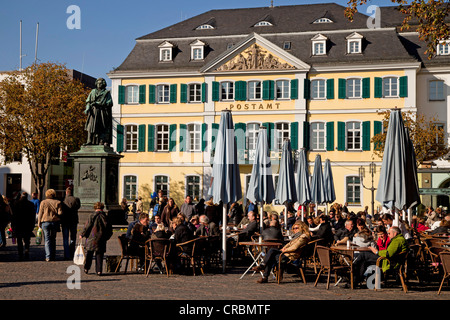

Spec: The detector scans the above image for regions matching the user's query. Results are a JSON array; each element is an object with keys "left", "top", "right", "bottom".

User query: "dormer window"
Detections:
[
  {"left": 346, "top": 32, "right": 363, "bottom": 54},
  {"left": 311, "top": 34, "right": 328, "bottom": 56},
  {"left": 190, "top": 39, "right": 206, "bottom": 61},
  {"left": 254, "top": 21, "right": 273, "bottom": 27},
  {"left": 158, "top": 41, "right": 174, "bottom": 62},
  {"left": 196, "top": 24, "right": 214, "bottom": 30},
  {"left": 438, "top": 40, "right": 450, "bottom": 55},
  {"left": 313, "top": 17, "right": 333, "bottom": 23}
]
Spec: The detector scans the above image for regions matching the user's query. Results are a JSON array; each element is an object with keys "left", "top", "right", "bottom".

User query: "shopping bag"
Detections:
[
  {"left": 73, "top": 243, "right": 86, "bottom": 265},
  {"left": 35, "top": 228, "right": 42, "bottom": 245}
]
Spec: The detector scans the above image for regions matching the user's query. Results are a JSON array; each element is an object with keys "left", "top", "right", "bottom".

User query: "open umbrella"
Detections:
[
  {"left": 210, "top": 109, "right": 242, "bottom": 272},
  {"left": 323, "top": 158, "right": 336, "bottom": 214},
  {"left": 375, "top": 109, "right": 420, "bottom": 224},
  {"left": 295, "top": 148, "right": 311, "bottom": 221},
  {"left": 247, "top": 126, "right": 275, "bottom": 241},
  {"left": 275, "top": 139, "right": 297, "bottom": 231},
  {"left": 310, "top": 154, "right": 326, "bottom": 216}
]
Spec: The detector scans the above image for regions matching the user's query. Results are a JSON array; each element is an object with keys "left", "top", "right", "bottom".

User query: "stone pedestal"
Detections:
[{"left": 70, "top": 145, "right": 125, "bottom": 224}]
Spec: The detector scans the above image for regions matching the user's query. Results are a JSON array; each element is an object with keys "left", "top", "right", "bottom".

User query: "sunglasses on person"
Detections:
[{"left": 292, "top": 226, "right": 300, "bottom": 230}]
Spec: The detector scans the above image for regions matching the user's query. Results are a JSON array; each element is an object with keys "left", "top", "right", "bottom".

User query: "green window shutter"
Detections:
[
  {"left": 211, "top": 123, "right": 219, "bottom": 154},
  {"left": 362, "top": 121, "right": 371, "bottom": 151},
  {"left": 169, "top": 124, "right": 177, "bottom": 152},
  {"left": 147, "top": 124, "right": 155, "bottom": 152},
  {"left": 116, "top": 124, "right": 124, "bottom": 153},
  {"left": 201, "top": 123, "right": 207, "bottom": 151},
  {"left": 139, "top": 85, "right": 146, "bottom": 104},
  {"left": 180, "top": 84, "right": 188, "bottom": 103},
  {"left": 170, "top": 84, "right": 177, "bottom": 103},
  {"left": 374, "top": 77, "right": 382, "bottom": 98},
  {"left": 374, "top": 120, "right": 382, "bottom": 151},
  {"left": 148, "top": 85, "right": 156, "bottom": 104},
  {"left": 138, "top": 124, "right": 146, "bottom": 152},
  {"left": 303, "top": 121, "right": 310, "bottom": 151},
  {"left": 212, "top": 81, "right": 220, "bottom": 101},
  {"left": 262, "top": 122, "right": 273, "bottom": 150},
  {"left": 338, "top": 78, "right": 346, "bottom": 99},
  {"left": 337, "top": 121, "right": 346, "bottom": 151},
  {"left": 326, "top": 122, "right": 334, "bottom": 151},
  {"left": 303, "top": 79, "right": 310, "bottom": 100},
  {"left": 326, "top": 79, "right": 334, "bottom": 100},
  {"left": 234, "top": 123, "right": 246, "bottom": 160},
  {"left": 179, "top": 124, "right": 187, "bottom": 152},
  {"left": 118, "top": 85, "right": 125, "bottom": 104},
  {"left": 290, "top": 79, "right": 298, "bottom": 100},
  {"left": 201, "top": 83, "right": 207, "bottom": 103},
  {"left": 399, "top": 76, "right": 408, "bottom": 97},
  {"left": 290, "top": 122, "right": 299, "bottom": 150},
  {"left": 262, "top": 80, "right": 274, "bottom": 100},
  {"left": 362, "top": 78, "right": 370, "bottom": 98},
  {"left": 235, "top": 81, "right": 246, "bottom": 101}
]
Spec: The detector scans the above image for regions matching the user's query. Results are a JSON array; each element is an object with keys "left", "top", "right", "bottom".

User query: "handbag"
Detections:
[{"left": 73, "top": 242, "right": 86, "bottom": 265}]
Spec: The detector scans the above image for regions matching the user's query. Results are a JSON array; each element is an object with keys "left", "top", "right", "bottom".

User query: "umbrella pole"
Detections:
[
  {"left": 284, "top": 206, "right": 288, "bottom": 232},
  {"left": 259, "top": 202, "right": 264, "bottom": 243},
  {"left": 301, "top": 206, "right": 304, "bottom": 222},
  {"left": 315, "top": 203, "right": 318, "bottom": 217},
  {"left": 222, "top": 203, "right": 227, "bottom": 273}
]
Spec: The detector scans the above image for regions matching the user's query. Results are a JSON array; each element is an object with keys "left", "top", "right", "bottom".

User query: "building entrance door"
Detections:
[{"left": 6, "top": 174, "right": 22, "bottom": 200}]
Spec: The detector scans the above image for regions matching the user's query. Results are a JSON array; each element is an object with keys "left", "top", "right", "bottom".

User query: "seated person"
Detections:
[
  {"left": 430, "top": 219, "right": 450, "bottom": 235},
  {"left": 151, "top": 223, "right": 170, "bottom": 239},
  {"left": 253, "top": 221, "right": 310, "bottom": 283},
  {"left": 148, "top": 214, "right": 163, "bottom": 233},
  {"left": 374, "top": 225, "right": 390, "bottom": 251},
  {"left": 194, "top": 215, "right": 219, "bottom": 237},
  {"left": 172, "top": 217, "right": 194, "bottom": 253},
  {"left": 334, "top": 219, "right": 357, "bottom": 245},
  {"left": 314, "top": 215, "right": 334, "bottom": 246},
  {"left": 353, "top": 226, "right": 408, "bottom": 284},
  {"left": 261, "top": 219, "right": 283, "bottom": 242},
  {"left": 237, "top": 211, "right": 258, "bottom": 242},
  {"left": 306, "top": 216, "right": 316, "bottom": 230},
  {"left": 286, "top": 211, "right": 296, "bottom": 230},
  {"left": 128, "top": 213, "right": 151, "bottom": 269}
]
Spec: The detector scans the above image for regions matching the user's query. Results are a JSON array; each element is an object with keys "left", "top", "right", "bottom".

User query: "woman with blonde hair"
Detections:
[
  {"left": 37, "top": 189, "right": 63, "bottom": 261},
  {"left": 254, "top": 220, "right": 311, "bottom": 283}
]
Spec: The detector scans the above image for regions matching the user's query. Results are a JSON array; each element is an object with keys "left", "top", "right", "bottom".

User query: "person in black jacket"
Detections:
[
  {"left": 238, "top": 211, "right": 258, "bottom": 242},
  {"left": 62, "top": 187, "right": 81, "bottom": 260},
  {"left": 11, "top": 192, "right": 35, "bottom": 260},
  {"left": 314, "top": 215, "right": 334, "bottom": 246},
  {"left": 262, "top": 219, "right": 283, "bottom": 241}
]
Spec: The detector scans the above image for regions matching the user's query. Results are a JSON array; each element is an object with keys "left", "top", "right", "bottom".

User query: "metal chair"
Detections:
[
  {"left": 314, "top": 245, "right": 351, "bottom": 290},
  {"left": 176, "top": 237, "right": 207, "bottom": 276},
  {"left": 115, "top": 234, "right": 140, "bottom": 274}
]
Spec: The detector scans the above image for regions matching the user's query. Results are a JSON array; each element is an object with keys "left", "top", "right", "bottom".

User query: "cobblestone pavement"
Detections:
[{"left": 1, "top": 228, "right": 449, "bottom": 304}]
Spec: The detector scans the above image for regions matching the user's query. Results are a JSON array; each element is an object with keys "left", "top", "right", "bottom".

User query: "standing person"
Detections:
[
  {"left": 0, "top": 195, "right": 12, "bottom": 247},
  {"left": 11, "top": 192, "right": 35, "bottom": 260},
  {"left": 161, "top": 198, "right": 180, "bottom": 227},
  {"left": 61, "top": 187, "right": 81, "bottom": 260},
  {"left": 180, "top": 195, "right": 195, "bottom": 221},
  {"left": 80, "top": 202, "right": 113, "bottom": 276},
  {"left": 31, "top": 192, "right": 40, "bottom": 223},
  {"left": 135, "top": 196, "right": 144, "bottom": 221},
  {"left": 37, "top": 189, "right": 63, "bottom": 261}
]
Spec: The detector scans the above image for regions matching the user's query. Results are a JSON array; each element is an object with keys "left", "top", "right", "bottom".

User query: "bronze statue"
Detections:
[{"left": 84, "top": 78, "right": 113, "bottom": 146}]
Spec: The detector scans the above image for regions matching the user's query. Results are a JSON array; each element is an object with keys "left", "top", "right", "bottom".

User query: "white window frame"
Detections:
[
  {"left": 185, "top": 175, "right": 201, "bottom": 200},
  {"left": 125, "top": 85, "right": 139, "bottom": 104},
  {"left": 346, "top": 32, "right": 363, "bottom": 54},
  {"left": 311, "top": 78, "right": 326, "bottom": 100},
  {"left": 345, "top": 175, "right": 361, "bottom": 206},
  {"left": 125, "top": 124, "right": 138, "bottom": 152},
  {"left": 382, "top": 76, "right": 399, "bottom": 98},
  {"left": 429, "top": 79, "right": 445, "bottom": 101},
  {"left": 347, "top": 78, "right": 362, "bottom": 99},
  {"left": 155, "top": 123, "right": 170, "bottom": 152},
  {"left": 187, "top": 123, "right": 202, "bottom": 152},
  {"left": 438, "top": 40, "right": 450, "bottom": 55},
  {"left": 247, "top": 122, "right": 261, "bottom": 151},
  {"left": 275, "top": 122, "right": 290, "bottom": 151},
  {"left": 188, "top": 83, "right": 202, "bottom": 103},
  {"left": 190, "top": 40, "right": 205, "bottom": 61},
  {"left": 196, "top": 24, "right": 214, "bottom": 30},
  {"left": 254, "top": 21, "right": 273, "bottom": 27},
  {"left": 248, "top": 80, "right": 262, "bottom": 101},
  {"left": 154, "top": 175, "right": 169, "bottom": 197},
  {"left": 313, "top": 17, "right": 333, "bottom": 23},
  {"left": 220, "top": 81, "right": 234, "bottom": 101},
  {"left": 311, "top": 34, "right": 328, "bottom": 56},
  {"left": 157, "top": 84, "right": 170, "bottom": 104},
  {"left": 123, "top": 175, "right": 138, "bottom": 200},
  {"left": 275, "top": 79, "right": 290, "bottom": 100},
  {"left": 310, "top": 121, "right": 326, "bottom": 151},
  {"left": 346, "top": 121, "right": 362, "bottom": 151}
]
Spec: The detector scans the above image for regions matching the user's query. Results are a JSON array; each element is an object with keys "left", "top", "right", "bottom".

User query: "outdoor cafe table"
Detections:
[
  {"left": 330, "top": 245, "right": 373, "bottom": 289},
  {"left": 238, "top": 241, "right": 283, "bottom": 279}
]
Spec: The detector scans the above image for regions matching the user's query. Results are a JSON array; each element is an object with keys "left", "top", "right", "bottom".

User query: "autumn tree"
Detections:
[
  {"left": 345, "top": 0, "right": 450, "bottom": 58},
  {"left": 371, "top": 110, "right": 449, "bottom": 165},
  {"left": 0, "top": 62, "right": 89, "bottom": 200}
]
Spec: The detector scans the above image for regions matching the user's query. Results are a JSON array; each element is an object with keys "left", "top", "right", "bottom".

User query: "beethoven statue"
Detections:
[{"left": 84, "top": 78, "right": 113, "bottom": 146}]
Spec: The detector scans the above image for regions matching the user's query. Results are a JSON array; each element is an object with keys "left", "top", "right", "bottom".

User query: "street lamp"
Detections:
[{"left": 359, "top": 162, "right": 377, "bottom": 217}]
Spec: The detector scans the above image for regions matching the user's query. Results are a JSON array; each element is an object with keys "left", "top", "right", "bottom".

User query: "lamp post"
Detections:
[{"left": 359, "top": 162, "right": 377, "bottom": 217}]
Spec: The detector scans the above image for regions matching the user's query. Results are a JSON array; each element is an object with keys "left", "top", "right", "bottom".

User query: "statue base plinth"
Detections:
[{"left": 70, "top": 145, "right": 126, "bottom": 225}]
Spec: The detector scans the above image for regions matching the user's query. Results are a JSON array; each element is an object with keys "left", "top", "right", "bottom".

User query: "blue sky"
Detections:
[{"left": 0, "top": 0, "right": 398, "bottom": 86}]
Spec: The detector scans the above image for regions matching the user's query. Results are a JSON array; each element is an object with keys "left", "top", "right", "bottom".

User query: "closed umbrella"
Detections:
[
  {"left": 323, "top": 158, "right": 336, "bottom": 214},
  {"left": 247, "top": 126, "right": 275, "bottom": 242},
  {"left": 375, "top": 109, "right": 420, "bottom": 224},
  {"left": 295, "top": 148, "right": 311, "bottom": 221},
  {"left": 210, "top": 109, "right": 242, "bottom": 272},
  {"left": 275, "top": 139, "right": 297, "bottom": 231},
  {"left": 310, "top": 154, "right": 326, "bottom": 216}
]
